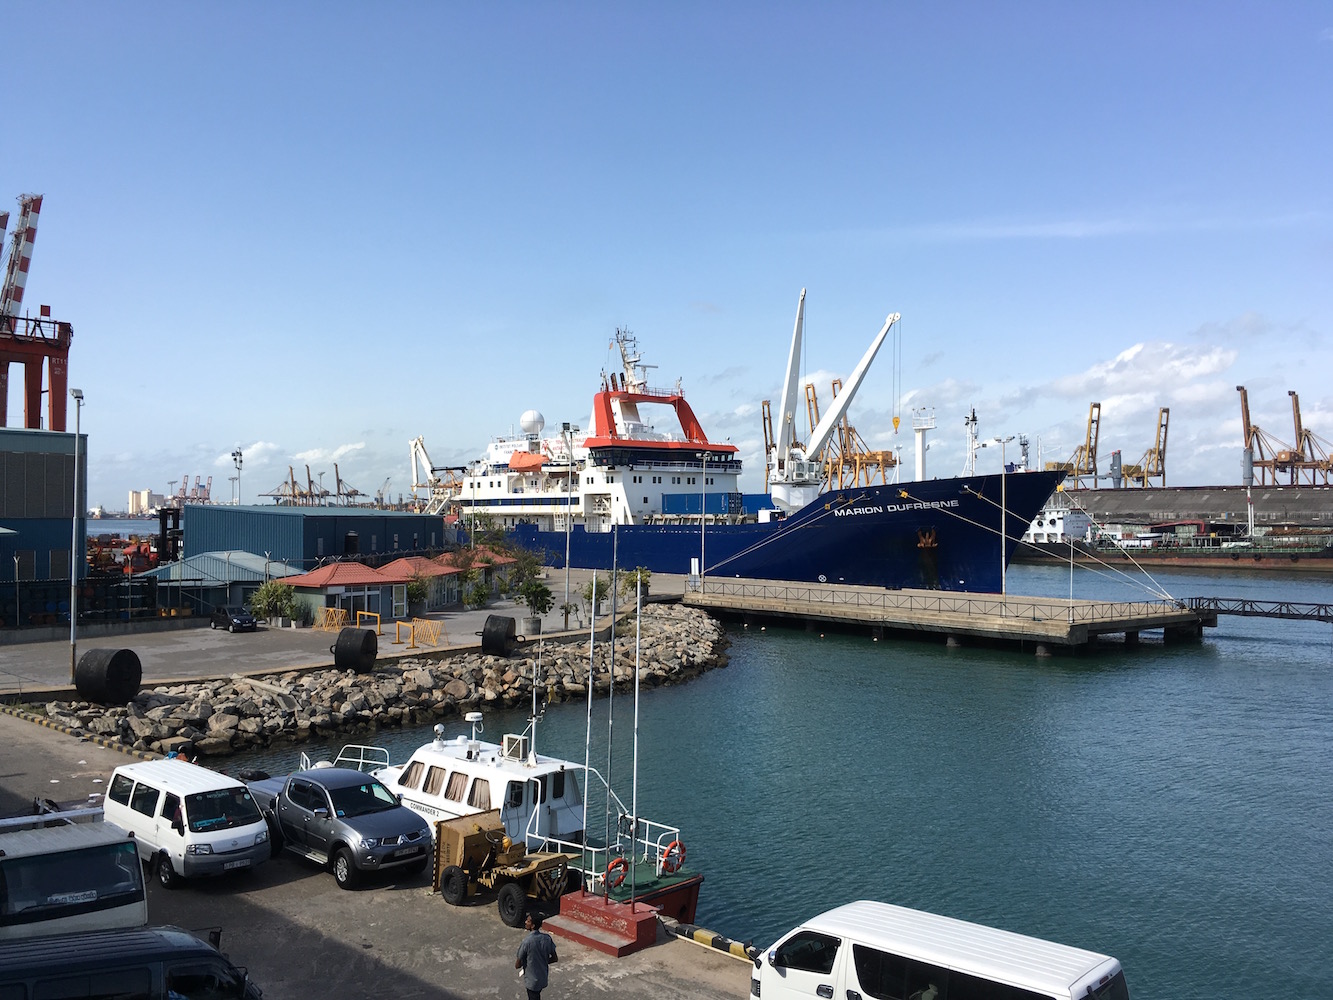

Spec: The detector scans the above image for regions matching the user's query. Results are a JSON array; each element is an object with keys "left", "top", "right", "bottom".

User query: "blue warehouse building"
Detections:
[
  {"left": 0, "top": 427, "right": 85, "bottom": 628},
  {"left": 183, "top": 505, "right": 454, "bottom": 571}
]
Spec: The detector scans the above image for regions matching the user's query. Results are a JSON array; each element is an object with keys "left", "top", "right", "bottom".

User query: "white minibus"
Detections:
[
  {"left": 103, "top": 760, "right": 270, "bottom": 888},
  {"left": 752, "top": 901, "right": 1129, "bottom": 1000}
]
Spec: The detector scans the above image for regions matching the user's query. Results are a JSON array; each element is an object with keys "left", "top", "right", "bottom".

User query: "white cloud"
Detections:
[{"left": 292, "top": 442, "right": 367, "bottom": 465}]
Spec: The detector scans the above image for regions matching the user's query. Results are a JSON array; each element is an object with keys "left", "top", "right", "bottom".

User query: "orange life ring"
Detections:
[
  {"left": 660, "top": 840, "right": 686, "bottom": 874},
  {"left": 606, "top": 857, "right": 629, "bottom": 888}
]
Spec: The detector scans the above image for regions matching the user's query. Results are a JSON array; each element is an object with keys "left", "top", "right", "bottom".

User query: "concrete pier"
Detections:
[{"left": 684, "top": 578, "right": 1215, "bottom": 650}]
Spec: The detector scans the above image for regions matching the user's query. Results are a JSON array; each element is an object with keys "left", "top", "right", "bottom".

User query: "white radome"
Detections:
[{"left": 519, "top": 410, "right": 545, "bottom": 435}]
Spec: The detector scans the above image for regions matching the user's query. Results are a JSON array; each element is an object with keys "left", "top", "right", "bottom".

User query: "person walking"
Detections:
[{"left": 515, "top": 911, "right": 559, "bottom": 999}]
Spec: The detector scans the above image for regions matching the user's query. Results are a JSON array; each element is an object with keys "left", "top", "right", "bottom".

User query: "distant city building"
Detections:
[{"left": 128, "top": 490, "right": 165, "bottom": 516}]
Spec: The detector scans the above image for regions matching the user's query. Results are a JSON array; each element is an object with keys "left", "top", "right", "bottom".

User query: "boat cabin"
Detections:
[{"left": 375, "top": 724, "right": 585, "bottom": 845}]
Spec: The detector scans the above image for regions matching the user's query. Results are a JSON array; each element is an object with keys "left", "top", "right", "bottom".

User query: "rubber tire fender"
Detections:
[
  {"left": 497, "top": 882, "right": 527, "bottom": 928},
  {"left": 332, "top": 846, "right": 359, "bottom": 890},
  {"left": 441, "top": 865, "right": 468, "bottom": 905}
]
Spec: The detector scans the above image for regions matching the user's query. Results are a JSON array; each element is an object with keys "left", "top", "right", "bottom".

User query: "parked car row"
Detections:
[{"left": 102, "top": 759, "right": 430, "bottom": 892}]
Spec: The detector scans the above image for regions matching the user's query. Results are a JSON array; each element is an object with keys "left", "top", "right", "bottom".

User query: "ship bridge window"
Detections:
[
  {"left": 424, "top": 766, "right": 447, "bottom": 797},
  {"left": 688, "top": 477, "right": 695, "bottom": 485},
  {"left": 444, "top": 772, "right": 468, "bottom": 802},
  {"left": 707, "top": 477, "right": 713, "bottom": 485},
  {"left": 505, "top": 781, "right": 525, "bottom": 808},
  {"left": 468, "top": 779, "right": 492, "bottom": 811},
  {"left": 399, "top": 761, "right": 424, "bottom": 790}
]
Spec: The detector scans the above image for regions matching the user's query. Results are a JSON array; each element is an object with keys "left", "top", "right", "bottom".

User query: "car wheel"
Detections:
[
  {"left": 441, "top": 865, "right": 468, "bottom": 905},
  {"left": 332, "top": 847, "right": 359, "bottom": 889},
  {"left": 156, "top": 854, "right": 181, "bottom": 890},
  {"left": 210, "top": 621, "right": 216, "bottom": 629},
  {"left": 228, "top": 623, "right": 236, "bottom": 633},
  {"left": 497, "top": 882, "right": 527, "bottom": 927}
]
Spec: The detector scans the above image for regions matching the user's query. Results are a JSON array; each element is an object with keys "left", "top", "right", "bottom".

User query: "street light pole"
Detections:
[
  {"left": 563, "top": 422, "right": 577, "bottom": 630},
  {"left": 69, "top": 388, "right": 84, "bottom": 684},
  {"left": 993, "top": 435, "right": 1015, "bottom": 607},
  {"left": 697, "top": 452, "right": 708, "bottom": 593},
  {"left": 231, "top": 449, "right": 243, "bottom": 506}
]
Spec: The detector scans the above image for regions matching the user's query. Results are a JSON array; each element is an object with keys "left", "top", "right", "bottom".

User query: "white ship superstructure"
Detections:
[{"left": 456, "top": 330, "right": 743, "bottom": 534}]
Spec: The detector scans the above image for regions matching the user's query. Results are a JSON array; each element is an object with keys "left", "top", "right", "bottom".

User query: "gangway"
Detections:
[{"left": 1186, "top": 597, "right": 1333, "bottom": 623}]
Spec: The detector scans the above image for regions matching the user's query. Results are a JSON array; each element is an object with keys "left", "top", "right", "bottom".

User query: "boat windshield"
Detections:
[
  {"left": 185, "top": 788, "right": 263, "bottom": 833},
  {"left": 328, "top": 779, "right": 399, "bottom": 818}
]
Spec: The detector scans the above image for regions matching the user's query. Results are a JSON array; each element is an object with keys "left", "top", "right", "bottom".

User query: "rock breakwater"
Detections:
[{"left": 38, "top": 605, "right": 728, "bottom": 758}]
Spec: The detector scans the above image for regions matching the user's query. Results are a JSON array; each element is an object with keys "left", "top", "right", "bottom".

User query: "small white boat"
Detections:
[{"left": 328, "top": 710, "right": 703, "bottom": 921}]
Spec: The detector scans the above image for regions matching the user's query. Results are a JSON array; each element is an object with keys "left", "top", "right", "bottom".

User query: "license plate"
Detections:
[
  {"left": 393, "top": 846, "right": 419, "bottom": 857},
  {"left": 223, "top": 859, "right": 251, "bottom": 870}
]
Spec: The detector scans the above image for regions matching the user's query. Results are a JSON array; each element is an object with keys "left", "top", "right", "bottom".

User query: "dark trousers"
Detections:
[{"left": 526, "top": 990, "right": 542, "bottom": 1000}]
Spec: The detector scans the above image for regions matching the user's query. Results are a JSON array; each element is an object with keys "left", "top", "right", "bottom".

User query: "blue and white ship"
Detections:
[{"left": 443, "top": 293, "right": 1064, "bottom": 593}]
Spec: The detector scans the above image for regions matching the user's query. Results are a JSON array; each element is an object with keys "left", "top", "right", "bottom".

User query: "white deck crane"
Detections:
[
  {"left": 766, "top": 289, "right": 901, "bottom": 512},
  {"left": 410, "top": 435, "right": 465, "bottom": 514}
]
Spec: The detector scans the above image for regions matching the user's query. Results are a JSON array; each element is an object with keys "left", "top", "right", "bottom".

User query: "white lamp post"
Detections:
[
  {"left": 69, "top": 388, "right": 84, "bottom": 684},
  {"left": 231, "top": 449, "right": 243, "bottom": 506},
  {"left": 993, "top": 435, "right": 1014, "bottom": 606},
  {"left": 563, "top": 423, "right": 578, "bottom": 629},
  {"left": 697, "top": 452, "right": 708, "bottom": 592}
]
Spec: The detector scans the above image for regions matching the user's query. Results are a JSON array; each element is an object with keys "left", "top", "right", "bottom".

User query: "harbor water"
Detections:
[{"left": 232, "top": 562, "right": 1333, "bottom": 1000}]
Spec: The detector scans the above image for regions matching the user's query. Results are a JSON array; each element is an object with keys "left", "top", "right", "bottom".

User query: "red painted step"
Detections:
[{"left": 545, "top": 890, "right": 660, "bottom": 957}]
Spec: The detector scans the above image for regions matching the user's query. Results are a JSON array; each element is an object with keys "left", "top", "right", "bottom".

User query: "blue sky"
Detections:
[{"left": 5, "top": 2, "right": 1330, "bottom": 509}]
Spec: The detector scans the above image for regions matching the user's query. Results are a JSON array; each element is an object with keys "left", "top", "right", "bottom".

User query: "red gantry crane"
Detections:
[{"left": 0, "top": 194, "right": 74, "bottom": 431}]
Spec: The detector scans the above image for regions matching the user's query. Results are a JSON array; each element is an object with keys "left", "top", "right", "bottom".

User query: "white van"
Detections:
[
  {"left": 752, "top": 901, "right": 1130, "bottom": 1000},
  {"left": 103, "top": 760, "right": 270, "bottom": 889},
  {"left": 0, "top": 822, "right": 147, "bottom": 940}
]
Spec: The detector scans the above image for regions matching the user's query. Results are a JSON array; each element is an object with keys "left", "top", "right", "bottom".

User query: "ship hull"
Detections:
[{"left": 505, "top": 471, "right": 1064, "bottom": 593}]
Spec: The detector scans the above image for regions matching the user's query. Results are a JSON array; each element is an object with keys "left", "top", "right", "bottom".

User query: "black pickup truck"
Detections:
[{"left": 246, "top": 766, "right": 432, "bottom": 889}]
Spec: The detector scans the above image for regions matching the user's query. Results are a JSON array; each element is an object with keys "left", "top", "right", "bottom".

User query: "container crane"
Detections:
[
  {"left": 805, "top": 379, "right": 897, "bottom": 489},
  {"left": 1122, "top": 408, "right": 1169, "bottom": 487},
  {"left": 0, "top": 193, "right": 73, "bottom": 431},
  {"left": 1237, "top": 385, "right": 1302, "bottom": 485},
  {"left": 1288, "top": 391, "right": 1333, "bottom": 486},
  {"left": 1045, "top": 402, "right": 1101, "bottom": 488}
]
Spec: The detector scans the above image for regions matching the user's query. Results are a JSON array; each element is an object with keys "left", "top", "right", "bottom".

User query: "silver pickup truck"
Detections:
[{"left": 246, "top": 766, "right": 432, "bottom": 889}]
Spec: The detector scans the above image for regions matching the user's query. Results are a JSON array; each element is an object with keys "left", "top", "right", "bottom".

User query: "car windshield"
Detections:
[
  {"left": 327, "top": 779, "right": 399, "bottom": 818},
  {"left": 185, "top": 788, "right": 263, "bottom": 832}
]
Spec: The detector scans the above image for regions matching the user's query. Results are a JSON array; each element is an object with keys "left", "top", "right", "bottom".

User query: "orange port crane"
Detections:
[
  {"left": 805, "top": 379, "right": 897, "bottom": 489},
  {"left": 1287, "top": 391, "right": 1333, "bottom": 485},
  {"left": 1046, "top": 402, "right": 1101, "bottom": 488},
  {"left": 1121, "top": 408, "right": 1170, "bottom": 487},
  {"left": 1237, "top": 385, "right": 1300, "bottom": 485},
  {"left": 0, "top": 193, "right": 74, "bottom": 431}
]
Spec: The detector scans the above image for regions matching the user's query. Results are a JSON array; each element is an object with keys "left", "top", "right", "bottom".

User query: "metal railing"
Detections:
[
  {"left": 1187, "top": 597, "right": 1333, "bottom": 623},
  {"left": 521, "top": 765, "right": 681, "bottom": 892}
]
